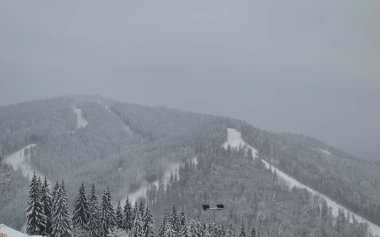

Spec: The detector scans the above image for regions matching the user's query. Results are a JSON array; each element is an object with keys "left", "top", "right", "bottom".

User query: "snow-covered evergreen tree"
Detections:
[
  {"left": 238, "top": 221, "right": 246, "bottom": 237},
  {"left": 123, "top": 197, "right": 133, "bottom": 231},
  {"left": 158, "top": 212, "right": 168, "bottom": 237},
  {"left": 51, "top": 181, "right": 73, "bottom": 237},
  {"left": 26, "top": 173, "right": 46, "bottom": 236},
  {"left": 88, "top": 184, "right": 101, "bottom": 237},
  {"left": 226, "top": 224, "right": 235, "bottom": 237},
  {"left": 138, "top": 200, "right": 145, "bottom": 218},
  {"left": 164, "top": 215, "right": 175, "bottom": 237},
  {"left": 100, "top": 187, "right": 116, "bottom": 236},
  {"left": 132, "top": 210, "right": 144, "bottom": 237},
  {"left": 73, "top": 182, "right": 90, "bottom": 230},
  {"left": 116, "top": 200, "right": 124, "bottom": 230},
  {"left": 179, "top": 209, "right": 189, "bottom": 237},
  {"left": 143, "top": 208, "right": 155, "bottom": 237},
  {"left": 189, "top": 220, "right": 198, "bottom": 237},
  {"left": 170, "top": 206, "right": 179, "bottom": 233},
  {"left": 41, "top": 177, "right": 52, "bottom": 236}
]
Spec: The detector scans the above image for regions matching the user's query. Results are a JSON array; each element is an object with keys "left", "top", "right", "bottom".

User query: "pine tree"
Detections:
[
  {"left": 26, "top": 173, "right": 46, "bottom": 236},
  {"left": 179, "top": 209, "right": 189, "bottom": 237},
  {"left": 239, "top": 221, "right": 246, "bottom": 237},
  {"left": 88, "top": 184, "right": 101, "bottom": 237},
  {"left": 170, "top": 206, "right": 179, "bottom": 233},
  {"left": 100, "top": 187, "right": 116, "bottom": 236},
  {"left": 189, "top": 220, "right": 201, "bottom": 237},
  {"left": 158, "top": 213, "right": 168, "bottom": 237},
  {"left": 116, "top": 200, "right": 124, "bottom": 229},
  {"left": 226, "top": 224, "right": 235, "bottom": 237},
  {"left": 73, "top": 182, "right": 90, "bottom": 230},
  {"left": 139, "top": 200, "right": 145, "bottom": 218},
  {"left": 41, "top": 177, "right": 52, "bottom": 236},
  {"left": 143, "top": 208, "right": 155, "bottom": 237},
  {"left": 51, "top": 181, "right": 73, "bottom": 237},
  {"left": 124, "top": 197, "right": 133, "bottom": 231},
  {"left": 164, "top": 215, "right": 175, "bottom": 237},
  {"left": 132, "top": 210, "right": 144, "bottom": 237}
]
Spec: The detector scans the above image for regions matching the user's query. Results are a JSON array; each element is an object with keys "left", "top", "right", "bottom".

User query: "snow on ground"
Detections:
[
  {"left": 72, "top": 107, "right": 88, "bottom": 131},
  {"left": 3, "top": 144, "right": 44, "bottom": 180},
  {"left": 318, "top": 148, "right": 332, "bottom": 156},
  {"left": 223, "top": 128, "right": 258, "bottom": 158},
  {"left": 0, "top": 224, "right": 42, "bottom": 237},
  {"left": 123, "top": 157, "right": 197, "bottom": 204},
  {"left": 223, "top": 128, "right": 380, "bottom": 236}
]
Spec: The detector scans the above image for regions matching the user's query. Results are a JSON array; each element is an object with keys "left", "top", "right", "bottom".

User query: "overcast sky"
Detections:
[{"left": 0, "top": 0, "right": 379, "bottom": 160}]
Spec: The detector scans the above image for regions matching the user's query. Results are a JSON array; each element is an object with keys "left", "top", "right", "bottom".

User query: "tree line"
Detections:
[{"left": 25, "top": 173, "right": 261, "bottom": 237}]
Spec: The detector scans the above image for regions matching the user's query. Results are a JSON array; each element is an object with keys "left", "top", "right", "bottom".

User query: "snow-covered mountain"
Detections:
[{"left": 0, "top": 95, "right": 380, "bottom": 237}]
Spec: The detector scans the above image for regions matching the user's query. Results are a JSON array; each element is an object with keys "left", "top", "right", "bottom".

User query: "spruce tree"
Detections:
[
  {"left": 179, "top": 209, "right": 189, "bottom": 237},
  {"left": 132, "top": 210, "right": 144, "bottom": 237},
  {"left": 26, "top": 173, "right": 46, "bottom": 236},
  {"left": 124, "top": 197, "right": 133, "bottom": 231},
  {"left": 88, "top": 184, "right": 101, "bottom": 237},
  {"left": 73, "top": 182, "right": 90, "bottom": 230},
  {"left": 100, "top": 187, "right": 116, "bottom": 236},
  {"left": 41, "top": 177, "right": 52, "bottom": 236},
  {"left": 239, "top": 221, "right": 246, "bottom": 237},
  {"left": 138, "top": 200, "right": 145, "bottom": 218},
  {"left": 116, "top": 200, "right": 124, "bottom": 229},
  {"left": 170, "top": 206, "right": 179, "bottom": 233},
  {"left": 143, "top": 208, "right": 155, "bottom": 237},
  {"left": 226, "top": 224, "right": 235, "bottom": 237},
  {"left": 158, "top": 212, "right": 168, "bottom": 237},
  {"left": 164, "top": 215, "right": 175, "bottom": 237},
  {"left": 51, "top": 181, "right": 73, "bottom": 237}
]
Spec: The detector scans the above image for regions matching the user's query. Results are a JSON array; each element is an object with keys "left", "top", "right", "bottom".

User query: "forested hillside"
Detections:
[
  {"left": 240, "top": 124, "right": 380, "bottom": 227},
  {"left": 1, "top": 95, "right": 380, "bottom": 237},
  {"left": 150, "top": 147, "right": 376, "bottom": 237},
  {"left": 0, "top": 96, "right": 231, "bottom": 229}
]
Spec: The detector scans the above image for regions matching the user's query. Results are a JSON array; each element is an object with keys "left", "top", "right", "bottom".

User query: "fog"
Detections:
[{"left": 0, "top": 0, "right": 379, "bottom": 160}]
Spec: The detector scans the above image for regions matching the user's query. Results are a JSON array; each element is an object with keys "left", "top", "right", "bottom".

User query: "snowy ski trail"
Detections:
[
  {"left": 72, "top": 107, "right": 88, "bottom": 131},
  {"left": 223, "top": 128, "right": 380, "bottom": 236},
  {"left": 123, "top": 157, "right": 197, "bottom": 204},
  {"left": 3, "top": 144, "right": 44, "bottom": 180}
]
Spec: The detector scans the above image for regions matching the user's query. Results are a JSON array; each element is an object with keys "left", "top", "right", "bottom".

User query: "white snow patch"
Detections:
[
  {"left": 123, "top": 162, "right": 180, "bottom": 204},
  {"left": 72, "top": 107, "right": 88, "bottom": 131},
  {"left": 223, "top": 128, "right": 258, "bottom": 158},
  {"left": 3, "top": 144, "right": 44, "bottom": 179},
  {"left": 318, "top": 148, "right": 332, "bottom": 156},
  {"left": 223, "top": 128, "right": 380, "bottom": 237},
  {"left": 123, "top": 156, "right": 197, "bottom": 204},
  {"left": 0, "top": 224, "right": 42, "bottom": 237}
]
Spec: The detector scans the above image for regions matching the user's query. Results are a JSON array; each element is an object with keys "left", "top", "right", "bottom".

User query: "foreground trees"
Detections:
[{"left": 26, "top": 175, "right": 263, "bottom": 237}]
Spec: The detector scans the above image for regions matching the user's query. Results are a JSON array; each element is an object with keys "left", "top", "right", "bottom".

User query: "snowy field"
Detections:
[{"left": 223, "top": 128, "right": 380, "bottom": 236}]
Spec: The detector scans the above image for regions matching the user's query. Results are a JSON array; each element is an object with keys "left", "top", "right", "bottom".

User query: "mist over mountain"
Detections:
[
  {"left": 1, "top": 95, "right": 380, "bottom": 237},
  {"left": 1, "top": 0, "right": 379, "bottom": 161}
]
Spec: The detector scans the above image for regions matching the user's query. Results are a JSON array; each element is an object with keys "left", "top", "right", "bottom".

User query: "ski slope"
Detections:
[
  {"left": 4, "top": 144, "right": 42, "bottom": 179},
  {"left": 72, "top": 107, "right": 88, "bottom": 130},
  {"left": 223, "top": 128, "right": 380, "bottom": 237},
  {"left": 123, "top": 157, "right": 197, "bottom": 204}
]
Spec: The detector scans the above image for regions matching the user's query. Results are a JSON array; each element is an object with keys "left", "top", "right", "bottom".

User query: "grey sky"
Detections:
[{"left": 0, "top": 0, "right": 379, "bottom": 160}]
